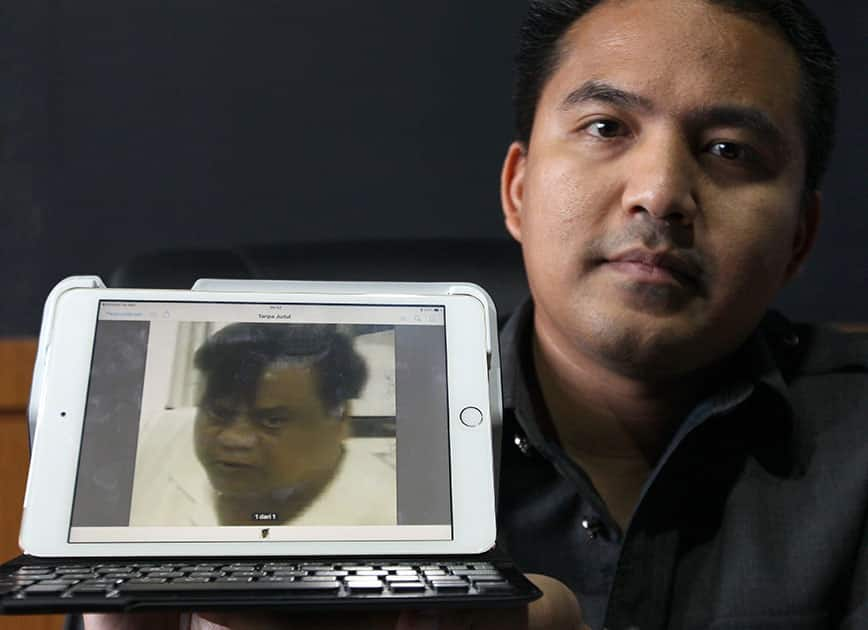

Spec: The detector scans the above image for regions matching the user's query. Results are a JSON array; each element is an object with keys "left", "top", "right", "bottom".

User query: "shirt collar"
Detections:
[{"left": 500, "top": 297, "right": 803, "bottom": 472}]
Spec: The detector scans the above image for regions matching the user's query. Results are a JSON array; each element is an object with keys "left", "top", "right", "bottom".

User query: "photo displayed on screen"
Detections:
[
  {"left": 129, "top": 321, "right": 398, "bottom": 528},
  {"left": 69, "top": 301, "right": 453, "bottom": 543}
]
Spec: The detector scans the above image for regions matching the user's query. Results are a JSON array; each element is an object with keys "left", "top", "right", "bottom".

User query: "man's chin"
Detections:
[
  {"left": 206, "top": 472, "right": 266, "bottom": 499},
  {"left": 575, "top": 308, "right": 712, "bottom": 379}
]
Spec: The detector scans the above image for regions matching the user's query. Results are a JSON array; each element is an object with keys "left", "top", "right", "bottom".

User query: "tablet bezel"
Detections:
[{"left": 20, "top": 286, "right": 496, "bottom": 557}]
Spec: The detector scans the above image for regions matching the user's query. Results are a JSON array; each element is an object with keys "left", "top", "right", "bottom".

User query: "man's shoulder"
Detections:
[
  {"left": 787, "top": 321, "right": 868, "bottom": 376},
  {"left": 762, "top": 312, "right": 868, "bottom": 390},
  {"left": 762, "top": 315, "right": 868, "bottom": 444}
]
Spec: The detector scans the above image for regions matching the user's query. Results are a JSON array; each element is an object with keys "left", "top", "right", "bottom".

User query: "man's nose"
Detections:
[
  {"left": 216, "top": 415, "right": 259, "bottom": 449},
  {"left": 620, "top": 133, "right": 699, "bottom": 226}
]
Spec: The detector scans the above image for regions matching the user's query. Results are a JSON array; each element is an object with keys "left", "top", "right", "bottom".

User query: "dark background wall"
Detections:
[{"left": 2, "top": 1, "right": 866, "bottom": 335}]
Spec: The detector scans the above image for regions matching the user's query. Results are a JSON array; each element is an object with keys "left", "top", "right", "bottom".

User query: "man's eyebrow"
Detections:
[{"left": 559, "top": 80, "right": 654, "bottom": 112}]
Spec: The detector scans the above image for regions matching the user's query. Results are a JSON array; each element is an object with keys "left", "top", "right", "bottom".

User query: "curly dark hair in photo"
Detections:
[{"left": 193, "top": 323, "right": 368, "bottom": 413}]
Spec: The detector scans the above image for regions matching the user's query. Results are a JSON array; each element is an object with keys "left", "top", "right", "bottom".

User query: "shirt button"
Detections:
[
  {"left": 783, "top": 331, "right": 800, "bottom": 346},
  {"left": 513, "top": 434, "right": 531, "bottom": 455},
  {"left": 581, "top": 518, "right": 603, "bottom": 540}
]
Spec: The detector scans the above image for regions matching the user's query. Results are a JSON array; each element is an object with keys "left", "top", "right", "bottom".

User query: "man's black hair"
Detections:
[
  {"left": 193, "top": 323, "right": 368, "bottom": 412},
  {"left": 514, "top": 0, "right": 838, "bottom": 191}
]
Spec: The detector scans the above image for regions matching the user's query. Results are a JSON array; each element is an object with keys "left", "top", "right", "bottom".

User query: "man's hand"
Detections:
[{"left": 84, "top": 574, "right": 587, "bottom": 630}]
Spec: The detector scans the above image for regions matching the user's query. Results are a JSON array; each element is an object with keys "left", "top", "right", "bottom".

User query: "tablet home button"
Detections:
[{"left": 459, "top": 406, "right": 483, "bottom": 427}]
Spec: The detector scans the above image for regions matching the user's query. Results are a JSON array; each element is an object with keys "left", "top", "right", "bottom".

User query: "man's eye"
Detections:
[
  {"left": 258, "top": 415, "right": 290, "bottom": 430},
  {"left": 584, "top": 119, "right": 626, "bottom": 139},
  {"left": 205, "top": 406, "right": 235, "bottom": 422},
  {"left": 708, "top": 141, "right": 748, "bottom": 161}
]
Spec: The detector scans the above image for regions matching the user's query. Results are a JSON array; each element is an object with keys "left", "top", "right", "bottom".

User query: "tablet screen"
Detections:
[{"left": 68, "top": 301, "right": 453, "bottom": 543}]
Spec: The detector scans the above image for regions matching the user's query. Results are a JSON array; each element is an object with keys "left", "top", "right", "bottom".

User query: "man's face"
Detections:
[
  {"left": 502, "top": 0, "right": 820, "bottom": 378},
  {"left": 194, "top": 363, "right": 347, "bottom": 498}
]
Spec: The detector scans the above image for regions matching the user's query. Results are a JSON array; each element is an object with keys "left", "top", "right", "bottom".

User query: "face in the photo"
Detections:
[{"left": 194, "top": 362, "right": 348, "bottom": 499}]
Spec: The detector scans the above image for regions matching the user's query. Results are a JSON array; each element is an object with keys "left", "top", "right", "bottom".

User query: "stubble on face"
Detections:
[{"left": 506, "top": 0, "right": 812, "bottom": 380}]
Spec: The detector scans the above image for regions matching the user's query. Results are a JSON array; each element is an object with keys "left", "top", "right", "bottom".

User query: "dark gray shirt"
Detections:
[{"left": 496, "top": 299, "right": 868, "bottom": 630}]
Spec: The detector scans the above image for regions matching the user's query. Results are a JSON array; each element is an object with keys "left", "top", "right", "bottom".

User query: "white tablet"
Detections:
[{"left": 21, "top": 278, "right": 498, "bottom": 558}]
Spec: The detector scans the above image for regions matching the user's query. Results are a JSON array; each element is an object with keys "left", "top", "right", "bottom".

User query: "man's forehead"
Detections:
[
  {"left": 256, "top": 364, "right": 322, "bottom": 405},
  {"left": 541, "top": 0, "right": 802, "bottom": 125}
]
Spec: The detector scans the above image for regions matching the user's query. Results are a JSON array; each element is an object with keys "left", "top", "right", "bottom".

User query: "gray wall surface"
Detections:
[{"left": 2, "top": 1, "right": 866, "bottom": 335}]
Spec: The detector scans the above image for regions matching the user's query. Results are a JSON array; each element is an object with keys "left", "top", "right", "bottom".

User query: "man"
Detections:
[
  {"left": 128, "top": 323, "right": 397, "bottom": 527},
  {"left": 86, "top": 0, "right": 866, "bottom": 628}
]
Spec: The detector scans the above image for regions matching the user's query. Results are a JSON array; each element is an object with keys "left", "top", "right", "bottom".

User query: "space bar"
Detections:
[{"left": 117, "top": 581, "right": 340, "bottom": 593}]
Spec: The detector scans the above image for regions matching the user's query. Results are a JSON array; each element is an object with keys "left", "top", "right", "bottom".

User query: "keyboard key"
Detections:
[
  {"left": 475, "top": 581, "right": 514, "bottom": 593},
  {"left": 345, "top": 575, "right": 383, "bottom": 582},
  {"left": 281, "top": 582, "right": 341, "bottom": 591},
  {"left": 384, "top": 575, "right": 422, "bottom": 583},
  {"left": 180, "top": 565, "right": 220, "bottom": 573},
  {"left": 126, "top": 578, "right": 168, "bottom": 585},
  {"left": 117, "top": 580, "right": 340, "bottom": 593},
  {"left": 23, "top": 584, "right": 70, "bottom": 595},
  {"left": 16, "top": 574, "right": 58, "bottom": 582},
  {"left": 354, "top": 570, "right": 387, "bottom": 577},
  {"left": 55, "top": 567, "right": 93, "bottom": 575},
  {"left": 55, "top": 573, "right": 95, "bottom": 581},
  {"left": 346, "top": 582, "right": 384, "bottom": 593},
  {"left": 69, "top": 584, "right": 113, "bottom": 596},
  {"left": 389, "top": 582, "right": 426, "bottom": 592},
  {"left": 17, "top": 566, "right": 53, "bottom": 574},
  {"left": 431, "top": 582, "right": 470, "bottom": 593},
  {"left": 313, "top": 570, "right": 348, "bottom": 577},
  {"left": 11, "top": 579, "right": 35, "bottom": 587},
  {"left": 77, "top": 579, "right": 117, "bottom": 588},
  {"left": 139, "top": 565, "right": 177, "bottom": 573},
  {"left": 262, "top": 563, "right": 296, "bottom": 570},
  {"left": 451, "top": 569, "right": 504, "bottom": 577}
]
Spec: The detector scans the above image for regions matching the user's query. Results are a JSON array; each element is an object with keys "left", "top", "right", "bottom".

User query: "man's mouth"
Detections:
[
  {"left": 603, "top": 248, "right": 702, "bottom": 287},
  {"left": 211, "top": 459, "right": 258, "bottom": 473}
]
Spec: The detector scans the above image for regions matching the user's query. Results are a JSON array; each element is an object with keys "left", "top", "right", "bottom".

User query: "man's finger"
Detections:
[
  {"left": 83, "top": 612, "right": 188, "bottom": 630},
  {"left": 525, "top": 574, "right": 587, "bottom": 630},
  {"left": 395, "top": 573, "right": 585, "bottom": 630},
  {"left": 195, "top": 609, "right": 401, "bottom": 630}
]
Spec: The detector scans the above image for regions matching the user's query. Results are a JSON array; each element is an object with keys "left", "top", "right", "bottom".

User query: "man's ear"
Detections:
[
  {"left": 784, "top": 190, "right": 821, "bottom": 282},
  {"left": 501, "top": 141, "right": 528, "bottom": 242}
]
